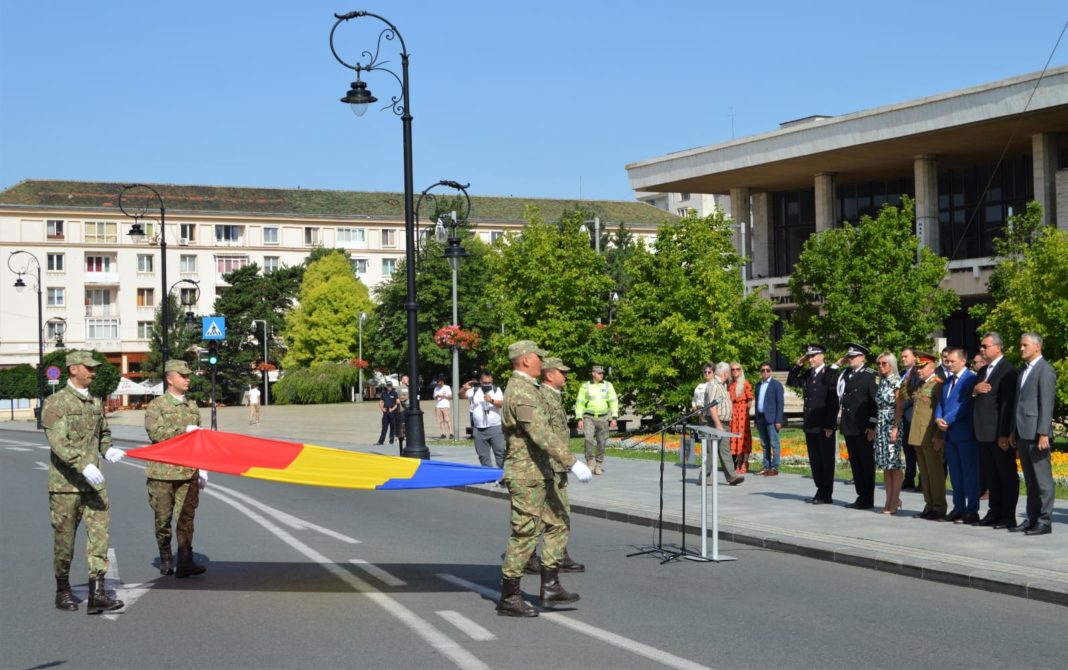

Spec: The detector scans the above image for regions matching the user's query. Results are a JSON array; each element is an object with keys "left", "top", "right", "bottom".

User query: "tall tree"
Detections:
[
  {"left": 283, "top": 252, "right": 373, "bottom": 368},
  {"left": 610, "top": 209, "right": 776, "bottom": 415},
  {"left": 781, "top": 197, "right": 958, "bottom": 359},
  {"left": 145, "top": 292, "right": 202, "bottom": 379}
]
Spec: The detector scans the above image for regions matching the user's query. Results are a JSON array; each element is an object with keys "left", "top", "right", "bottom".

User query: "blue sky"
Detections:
[{"left": 1, "top": 1, "right": 1065, "bottom": 202}]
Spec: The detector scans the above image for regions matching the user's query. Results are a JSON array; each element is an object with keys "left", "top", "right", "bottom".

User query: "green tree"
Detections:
[
  {"left": 271, "top": 362, "right": 361, "bottom": 405},
  {"left": 782, "top": 196, "right": 958, "bottom": 360},
  {"left": 610, "top": 209, "right": 776, "bottom": 416},
  {"left": 0, "top": 364, "right": 37, "bottom": 401},
  {"left": 41, "top": 349, "right": 120, "bottom": 399},
  {"left": 283, "top": 252, "right": 373, "bottom": 368},
  {"left": 145, "top": 292, "right": 203, "bottom": 379}
]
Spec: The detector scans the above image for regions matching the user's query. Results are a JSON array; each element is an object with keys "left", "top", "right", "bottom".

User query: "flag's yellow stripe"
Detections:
[{"left": 243, "top": 443, "right": 420, "bottom": 489}]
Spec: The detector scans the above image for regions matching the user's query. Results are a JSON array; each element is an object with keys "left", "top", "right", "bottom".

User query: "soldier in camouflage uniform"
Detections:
[
  {"left": 144, "top": 360, "right": 207, "bottom": 578},
  {"left": 537, "top": 357, "right": 585, "bottom": 573},
  {"left": 43, "top": 350, "right": 125, "bottom": 614},
  {"left": 496, "top": 341, "right": 592, "bottom": 618}
]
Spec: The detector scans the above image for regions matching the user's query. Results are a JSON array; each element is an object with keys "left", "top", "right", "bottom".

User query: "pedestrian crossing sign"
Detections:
[{"left": 202, "top": 316, "right": 226, "bottom": 340}]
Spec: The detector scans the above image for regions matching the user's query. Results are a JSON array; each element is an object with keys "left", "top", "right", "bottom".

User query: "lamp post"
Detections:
[
  {"left": 580, "top": 216, "right": 601, "bottom": 254},
  {"left": 120, "top": 184, "right": 170, "bottom": 391},
  {"left": 47, "top": 317, "right": 67, "bottom": 349},
  {"left": 331, "top": 11, "right": 428, "bottom": 459},
  {"left": 250, "top": 318, "right": 270, "bottom": 407},
  {"left": 171, "top": 278, "right": 201, "bottom": 329},
  {"left": 8, "top": 251, "right": 45, "bottom": 428},
  {"left": 357, "top": 312, "right": 367, "bottom": 402}
]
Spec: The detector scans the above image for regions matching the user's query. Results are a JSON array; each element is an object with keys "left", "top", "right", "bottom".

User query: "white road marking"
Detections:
[
  {"left": 38, "top": 445, "right": 50, "bottom": 450},
  {"left": 34, "top": 461, "right": 48, "bottom": 470},
  {"left": 204, "top": 481, "right": 362, "bottom": 544},
  {"left": 5, "top": 446, "right": 33, "bottom": 451},
  {"left": 437, "top": 573, "right": 712, "bottom": 670},
  {"left": 436, "top": 610, "right": 496, "bottom": 641},
  {"left": 205, "top": 487, "right": 488, "bottom": 670},
  {"left": 68, "top": 548, "right": 151, "bottom": 621},
  {"left": 349, "top": 559, "right": 407, "bottom": 586},
  {"left": 0, "top": 438, "right": 39, "bottom": 447}
]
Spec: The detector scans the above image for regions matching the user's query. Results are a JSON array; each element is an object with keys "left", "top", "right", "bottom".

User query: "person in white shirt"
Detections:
[
  {"left": 432, "top": 377, "right": 453, "bottom": 439},
  {"left": 461, "top": 370, "right": 505, "bottom": 469},
  {"left": 247, "top": 385, "right": 261, "bottom": 425}
]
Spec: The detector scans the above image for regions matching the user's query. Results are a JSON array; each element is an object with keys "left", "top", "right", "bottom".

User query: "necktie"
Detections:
[{"left": 947, "top": 374, "right": 957, "bottom": 394}]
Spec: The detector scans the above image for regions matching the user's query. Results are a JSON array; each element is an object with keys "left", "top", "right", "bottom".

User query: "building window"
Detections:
[
  {"left": 85, "top": 288, "right": 112, "bottom": 307},
  {"left": 836, "top": 178, "right": 913, "bottom": 226},
  {"left": 179, "top": 287, "right": 198, "bottom": 307},
  {"left": 263, "top": 256, "right": 280, "bottom": 274},
  {"left": 676, "top": 208, "right": 689, "bottom": 217},
  {"left": 47, "top": 253, "right": 64, "bottom": 272},
  {"left": 137, "top": 288, "right": 155, "bottom": 307},
  {"left": 180, "top": 254, "right": 197, "bottom": 273},
  {"left": 137, "top": 254, "right": 154, "bottom": 273},
  {"left": 216, "top": 255, "right": 249, "bottom": 276},
  {"left": 490, "top": 231, "right": 504, "bottom": 243},
  {"left": 938, "top": 156, "right": 1033, "bottom": 260},
  {"left": 179, "top": 223, "right": 196, "bottom": 243},
  {"left": 350, "top": 258, "right": 368, "bottom": 274},
  {"left": 771, "top": 188, "right": 816, "bottom": 277},
  {"left": 679, "top": 192, "right": 691, "bottom": 201},
  {"left": 86, "top": 318, "right": 119, "bottom": 340},
  {"left": 337, "top": 228, "right": 366, "bottom": 245},
  {"left": 47, "top": 287, "right": 65, "bottom": 306},
  {"left": 47, "top": 219, "right": 65, "bottom": 239},
  {"left": 381, "top": 229, "right": 397, "bottom": 248},
  {"left": 263, "top": 226, "right": 279, "bottom": 245},
  {"left": 47, "top": 320, "right": 66, "bottom": 341},
  {"left": 382, "top": 258, "right": 397, "bottom": 276},
  {"left": 85, "top": 255, "right": 113, "bottom": 273},
  {"left": 304, "top": 227, "right": 321, "bottom": 246},
  {"left": 85, "top": 221, "right": 118, "bottom": 244},
  {"left": 137, "top": 321, "right": 154, "bottom": 340},
  {"left": 215, "top": 224, "right": 243, "bottom": 244}
]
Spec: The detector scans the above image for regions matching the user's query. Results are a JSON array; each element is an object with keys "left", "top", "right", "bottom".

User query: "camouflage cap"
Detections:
[
  {"left": 66, "top": 350, "right": 100, "bottom": 368},
  {"left": 591, "top": 365, "right": 605, "bottom": 373},
  {"left": 507, "top": 340, "right": 546, "bottom": 359},
  {"left": 543, "top": 357, "right": 570, "bottom": 371},
  {"left": 165, "top": 359, "right": 193, "bottom": 375}
]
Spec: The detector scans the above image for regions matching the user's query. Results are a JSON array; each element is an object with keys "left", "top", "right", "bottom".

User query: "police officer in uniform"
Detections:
[
  {"left": 834, "top": 343, "right": 879, "bottom": 509},
  {"left": 787, "top": 344, "right": 840, "bottom": 504},
  {"left": 43, "top": 350, "right": 126, "bottom": 614},
  {"left": 497, "top": 341, "right": 592, "bottom": 618},
  {"left": 574, "top": 365, "right": 618, "bottom": 475},
  {"left": 144, "top": 360, "right": 207, "bottom": 578}
]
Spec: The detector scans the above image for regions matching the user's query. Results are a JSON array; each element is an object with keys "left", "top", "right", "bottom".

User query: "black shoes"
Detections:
[
  {"left": 846, "top": 501, "right": 874, "bottom": 510},
  {"left": 86, "top": 576, "right": 123, "bottom": 615},
  {"left": 955, "top": 513, "right": 981, "bottom": 525},
  {"left": 158, "top": 546, "right": 174, "bottom": 576},
  {"left": 54, "top": 576, "right": 78, "bottom": 612},
  {"left": 977, "top": 515, "right": 999, "bottom": 527},
  {"left": 539, "top": 567, "right": 579, "bottom": 607},
  {"left": 496, "top": 577, "right": 537, "bottom": 617},
  {"left": 557, "top": 550, "right": 586, "bottom": 573},
  {"left": 1025, "top": 524, "right": 1052, "bottom": 536},
  {"left": 175, "top": 547, "right": 206, "bottom": 578},
  {"left": 1009, "top": 521, "right": 1035, "bottom": 533}
]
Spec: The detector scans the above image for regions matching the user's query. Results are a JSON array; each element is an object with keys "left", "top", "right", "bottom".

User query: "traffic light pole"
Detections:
[{"left": 210, "top": 363, "right": 218, "bottom": 430}]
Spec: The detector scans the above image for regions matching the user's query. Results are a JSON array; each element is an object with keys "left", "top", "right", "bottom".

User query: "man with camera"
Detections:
[{"left": 461, "top": 370, "right": 505, "bottom": 469}]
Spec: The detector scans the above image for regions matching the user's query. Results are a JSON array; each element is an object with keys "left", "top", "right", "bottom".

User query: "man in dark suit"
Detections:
[
  {"left": 1009, "top": 332, "right": 1057, "bottom": 536},
  {"left": 787, "top": 344, "right": 839, "bottom": 504},
  {"left": 935, "top": 347, "right": 980, "bottom": 523},
  {"left": 834, "top": 343, "right": 878, "bottom": 510},
  {"left": 753, "top": 362, "right": 785, "bottom": 476},
  {"left": 972, "top": 332, "right": 1019, "bottom": 528}
]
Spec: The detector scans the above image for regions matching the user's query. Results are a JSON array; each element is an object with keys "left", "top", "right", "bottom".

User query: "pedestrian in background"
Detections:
[
  {"left": 971, "top": 332, "right": 1018, "bottom": 529},
  {"left": 144, "top": 360, "right": 207, "bottom": 578},
  {"left": 896, "top": 347, "right": 920, "bottom": 491},
  {"left": 462, "top": 370, "right": 505, "bottom": 469},
  {"left": 935, "top": 347, "right": 980, "bottom": 524},
  {"left": 873, "top": 352, "right": 903, "bottom": 514},
  {"left": 728, "top": 362, "right": 754, "bottom": 474},
  {"left": 753, "top": 362, "right": 784, "bottom": 476},
  {"left": 247, "top": 384, "right": 261, "bottom": 425},
  {"left": 43, "top": 350, "right": 126, "bottom": 614},
  {"left": 375, "top": 381, "right": 399, "bottom": 446},
  {"left": 898, "top": 352, "right": 947, "bottom": 520},
  {"left": 834, "top": 343, "right": 878, "bottom": 510},
  {"left": 433, "top": 376, "right": 453, "bottom": 439},
  {"left": 693, "top": 362, "right": 743, "bottom": 486},
  {"left": 574, "top": 365, "right": 618, "bottom": 476},
  {"left": 396, "top": 374, "right": 409, "bottom": 451},
  {"left": 787, "top": 344, "right": 839, "bottom": 504},
  {"left": 1010, "top": 332, "right": 1057, "bottom": 536}
]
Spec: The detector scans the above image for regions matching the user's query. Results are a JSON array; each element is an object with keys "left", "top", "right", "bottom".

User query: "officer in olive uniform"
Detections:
[
  {"left": 497, "top": 341, "right": 592, "bottom": 618},
  {"left": 786, "top": 344, "right": 840, "bottom": 504},
  {"left": 833, "top": 343, "right": 879, "bottom": 509},
  {"left": 144, "top": 360, "right": 207, "bottom": 578},
  {"left": 574, "top": 365, "right": 618, "bottom": 475},
  {"left": 43, "top": 350, "right": 126, "bottom": 614}
]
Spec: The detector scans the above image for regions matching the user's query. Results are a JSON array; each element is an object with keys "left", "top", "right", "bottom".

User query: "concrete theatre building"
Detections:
[
  {"left": 627, "top": 65, "right": 1068, "bottom": 361},
  {"left": 0, "top": 180, "right": 673, "bottom": 378}
]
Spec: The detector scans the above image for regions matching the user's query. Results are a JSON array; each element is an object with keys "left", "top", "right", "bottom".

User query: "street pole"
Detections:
[
  {"left": 120, "top": 184, "right": 169, "bottom": 391},
  {"left": 358, "top": 312, "right": 366, "bottom": 402},
  {"left": 252, "top": 318, "right": 269, "bottom": 406},
  {"left": 8, "top": 251, "right": 45, "bottom": 429},
  {"left": 451, "top": 256, "right": 460, "bottom": 439}
]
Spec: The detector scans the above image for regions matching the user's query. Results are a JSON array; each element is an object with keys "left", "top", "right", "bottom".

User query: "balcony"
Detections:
[
  {"left": 84, "top": 271, "right": 121, "bottom": 285},
  {"left": 85, "top": 304, "right": 116, "bottom": 317}
]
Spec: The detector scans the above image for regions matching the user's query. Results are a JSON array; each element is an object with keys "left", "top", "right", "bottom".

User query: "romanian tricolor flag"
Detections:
[{"left": 126, "top": 430, "right": 502, "bottom": 490}]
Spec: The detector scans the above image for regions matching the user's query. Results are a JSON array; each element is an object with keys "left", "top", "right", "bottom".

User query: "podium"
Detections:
[{"left": 684, "top": 424, "right": 738, "bottom": 563}]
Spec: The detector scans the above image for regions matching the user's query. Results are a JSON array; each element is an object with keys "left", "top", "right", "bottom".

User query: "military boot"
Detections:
[
  {"left": 540, "top": 566, "right": 579, "bottom": 607},
  {"left": 593, "top": 462, "right": 604, "bottom": 475},
  {"left": 158, "top": 544, "right": 174, "bottom": 576},
  {"left": 523, "top": 552, "right": 542, "bottom": 575},
  {"left": 586, "top": 458, "right": 594, "bottom": 472},
  {"left": 86, "top": 576, "right": 123, "bottom": 615},
  {"left": 557, "top": 549, "right": 585, "bottom": 573},
  {"left": 496, "top": 577, "right": 537, "bottom": 617},
  {"left": 54, "top": 576, "right": 78, "bottom": 612},
  {"left": 175, "top": 546, "right": 206, "bottom": 578}
]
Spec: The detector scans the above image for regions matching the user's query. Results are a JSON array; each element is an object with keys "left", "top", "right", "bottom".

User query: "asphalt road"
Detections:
[{"left": 1, "top": 429, "right": 1063, "bottom": 670}]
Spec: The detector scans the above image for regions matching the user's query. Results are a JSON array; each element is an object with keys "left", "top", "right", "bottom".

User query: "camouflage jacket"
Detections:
[
  {"left": 502, "top": 371, "right": 575, "bottom": 480},
  {"left": 144, "top": 392, "right": 201, "bottom": 480},
  {"left": 43, "top": 385, "right": 113, "bottom": 493},
  {"left": 538, "top": 384, "right": 572, "bottom": 473}
]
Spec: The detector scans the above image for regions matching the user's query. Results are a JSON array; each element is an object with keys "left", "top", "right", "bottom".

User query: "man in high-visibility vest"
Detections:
[{"left": 574, "top": 365, "right": 618, "bottom": 475}]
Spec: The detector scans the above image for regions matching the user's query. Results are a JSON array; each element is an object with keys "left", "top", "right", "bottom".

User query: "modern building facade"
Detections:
[
  {"left": 0, "top": 180, "right": 673, "bottom": 377},
  {"left": 627, "top": 66, "right": 1068, "bottom": 359}
]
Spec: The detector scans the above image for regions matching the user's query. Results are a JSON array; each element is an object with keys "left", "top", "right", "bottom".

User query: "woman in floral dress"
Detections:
[
  {"left": 728, "top": 363, "right": 754, "bottom": 473},
  {"left": 874, "top": 352, "right": 904, "bottom": 514}
]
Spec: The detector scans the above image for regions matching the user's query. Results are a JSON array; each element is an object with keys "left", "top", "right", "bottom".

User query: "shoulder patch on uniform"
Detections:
[{"left": 515, "top": 403, "right": 536, "bottom": 424}]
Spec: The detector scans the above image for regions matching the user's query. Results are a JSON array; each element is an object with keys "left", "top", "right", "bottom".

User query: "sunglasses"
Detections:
[
  {"left": 730, "top": 368, "right": 741, "bottom": 372},
  {"left": 760, "top": 368, "right": 771, "bottom": 372}
]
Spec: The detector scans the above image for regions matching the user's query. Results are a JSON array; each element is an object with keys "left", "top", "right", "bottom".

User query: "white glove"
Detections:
[
  {"left": 570, "top": 460, "right": 593, "bottom": 483},
  {"left": 104, "top": 447, "right": 125, "bottom": 463},
  {"left": 198, "top": 469, "right": 208, "bottom": 490},
  {"left": 185, "top": 425, "right": 200, "bottom": 433},
  {"left": 82, "top": 463, "right": 105, "bottom": 486}
]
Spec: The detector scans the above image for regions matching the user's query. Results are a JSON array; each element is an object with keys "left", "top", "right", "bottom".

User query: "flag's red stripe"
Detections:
[{"left": 127, "top": 430, "right": 303, "bottom": 475}]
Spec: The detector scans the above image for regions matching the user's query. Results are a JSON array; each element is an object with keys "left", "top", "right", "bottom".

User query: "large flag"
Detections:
[{"left": 126, "top": 430, "right": 502, "bottom": 490}]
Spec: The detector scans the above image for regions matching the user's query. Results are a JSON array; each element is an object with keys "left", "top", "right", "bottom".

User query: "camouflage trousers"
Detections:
[
  {"left": 583, "top": 415, "right": 611, "bottom": 463},
  {"left": 147, "top": 477, "right": 200, "bottom": 550},
  {"left": 49, "top": 490, "right": 110, "bottom": 578},
  {"left": 501, "top": 474, "right": 570, "bottom": 579}
]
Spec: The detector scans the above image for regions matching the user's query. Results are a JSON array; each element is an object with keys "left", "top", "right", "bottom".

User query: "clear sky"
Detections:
[{"left": 1, "top": 1, "right": 1065, "bottom": 203}]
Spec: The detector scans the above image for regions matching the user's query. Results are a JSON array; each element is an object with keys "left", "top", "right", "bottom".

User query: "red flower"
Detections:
[
  {"left": 349, "top": 358, "right": 370, "bottom": 369},
  {"left": 434, "top": 325, "right": 481, "bottom": 351}
]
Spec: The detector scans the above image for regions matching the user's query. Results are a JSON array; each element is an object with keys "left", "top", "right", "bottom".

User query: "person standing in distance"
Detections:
[
  {"left": 971, "top": 332, "right": 1018, "bottom": 528},
  {"left": 833, "top": 343, "right": 879, "bottom": 510},
  {"left": 144, "top": 360, "right": 208, "bottom": 578},
  {"left": 433, "top": 376, "right": 454, "bottom": 439},
  {"left": 461, "top": 371, "right": 506, "bottom": 469},
  {"left": 574, "top": 365, "right": 618, "bottom": 476},
  {"left": 1009, "top": 332, "right": 1057, "bottom": 536},
  {"left": 497, "top": 341, "right": 592, "bottom": 618},
  {"left": 375, "top": 381, "right": 399, "bottom": 447},
  {"left": 538, "top": 357, "right": 586, "bottom": 573},
  {"left": 396, "top": 374, "right": 410, "bottom": 452},
  {"left": 693, "top": 362, "right": 744, "bottom": 486},
  {"left": 753, "top": 363, "right": 784, "bottom": 476},
  {"left": 43, "top": 350, "right": 125, "bottom": 614},
  {"left": 247, "top": 384, "right": 261, "bottom": 425},
  {"left": 787, "top": 344, "right": 839, "bottom": 504}
]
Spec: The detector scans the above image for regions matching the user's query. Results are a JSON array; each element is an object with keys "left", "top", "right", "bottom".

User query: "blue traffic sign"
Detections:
[
  {"left": 45, "top": 365, "right": 62, "bottom": 381},
  {"left": 202, "top": 316, "right": 227, "bottom": 340}
]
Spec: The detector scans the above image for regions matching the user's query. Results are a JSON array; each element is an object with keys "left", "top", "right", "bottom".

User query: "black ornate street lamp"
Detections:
[
  {"left": 47, "top": 317, "right": 67, "bottom": 349},
  {"left": 8, "top": 251, "right": 45, "bottom": 428},
  {"left": 331, "top": 10, "right": 428, "bottom": 459},
  {"left": 171, "top": 278, "right": 200, "bottom": 328},
  {"left": 120, "top": 184, "right": 170, "bottom": 391}
]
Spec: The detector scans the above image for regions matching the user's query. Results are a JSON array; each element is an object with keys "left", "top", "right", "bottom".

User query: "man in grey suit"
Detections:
[{"left": 1009, "top": 332, "right": 1057, "bottom": 536}]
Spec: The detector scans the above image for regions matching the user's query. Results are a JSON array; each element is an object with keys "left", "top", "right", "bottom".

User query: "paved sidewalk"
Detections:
[{"left": 5, "top": 402, "right": 1065, "bottom": 606}]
